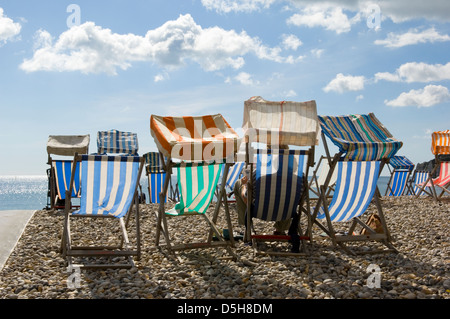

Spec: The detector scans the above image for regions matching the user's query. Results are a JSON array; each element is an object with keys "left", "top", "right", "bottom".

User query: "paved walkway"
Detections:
[{"left": 0, "top": 210, "right": 35, "bottom": 271}]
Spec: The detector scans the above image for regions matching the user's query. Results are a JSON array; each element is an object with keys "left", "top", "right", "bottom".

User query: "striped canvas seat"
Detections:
[
  {"left": 143, "top": 152, "right": 168, "bottom": 204},
  {"left": 316, "top": 161, "right": 380, "bottom": 222},
  {"left": 412, "top": 171, "right": 430, "bottom": 195},
  {"left": 318, "top": 113, "right": 402, "bottom": 161},
  {"left": 253, "top": 149, "right": 306, "bottom": 222},
  {"left": 385, "top": 156, "right": 414, "bottom": 197},
  {"left": 73, "top": 155, "right": 141, "bottom": 218},
  {"left": 432, "top": 130, "right": 450, "bottom": 155},
  {"left": 52, "top": 160, "right": 81, "bottom": 200},
  {"left": 97, "top": 129, "right": 139, "bottom": 155},
  {"left": 419, "top": 162, "right": 450, "bottom": 189},
  {"left": 166, "top": 162, "right": 223, "bottom": 216},
  {"left": 216, "top": 161, "right": 245, "bottom": 202}
]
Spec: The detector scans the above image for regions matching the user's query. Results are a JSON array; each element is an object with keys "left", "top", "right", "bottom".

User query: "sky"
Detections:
[{"left": 0, "top": 0, "right": 449, "bottom": 176}]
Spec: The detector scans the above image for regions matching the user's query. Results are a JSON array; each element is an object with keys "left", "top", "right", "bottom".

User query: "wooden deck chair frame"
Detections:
[
  {"left": 308, "top": 155, "right": 337, "bottom": 199},
  {"left": 307, "top": 132, "right": 397, "bottom": 255},
  {"left": 384, "top": 156, "right": 414, "bottom": 197},
  {"left": 154, "top": 156, "right": 239, "bottom": 260},
  {"left": 245, "top": 144, "right": 315, "bottom": 257},
  {"left": 405, "top": 169, "right": 432, "bottom": 196},
  {"left": 61, "top": 154, "right": 145, "bottom": 269},
  {"left": 215, "top": 161, "right": 245, "bottom": 203}
]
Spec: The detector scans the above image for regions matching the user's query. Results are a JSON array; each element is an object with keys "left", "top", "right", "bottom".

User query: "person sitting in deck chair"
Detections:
[{"left": 233, "top": 145, "right": 291, "bottom": 235}]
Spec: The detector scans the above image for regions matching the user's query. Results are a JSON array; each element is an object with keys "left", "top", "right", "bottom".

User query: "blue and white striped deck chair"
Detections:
[
  {"left": 144, "top": 152, "right": 168, "bottom": 204},
  {"left": 52, "top": 160, "right": 81, "bottom": 208},
  {"left": 62, "top": 154, "right": 145, "bottom": 269},
  {"left": 46, "top": 134, "right": 90, "bottom": 210},
  {"left": 385, "top": 156, "right": 414, "bottom": 196},
  {"left": 310, "top": 113, "right": 401, "bottom": 254},
  {"left": 412, "top": 170, "right": 432, "bottom": 196},
  {"left": 97, "top": 129, "right": 139, "bottom": 155},
  {"left": 313, "top": 160, "right": 397, "bottom": 254},
  {"left": 216, "top": 161, "right": 245, "bottom": 202}
]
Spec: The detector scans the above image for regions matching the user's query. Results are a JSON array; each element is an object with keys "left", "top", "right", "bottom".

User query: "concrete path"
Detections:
[{"left": 0, "top": 210, "right": 35, "bottom": 271}]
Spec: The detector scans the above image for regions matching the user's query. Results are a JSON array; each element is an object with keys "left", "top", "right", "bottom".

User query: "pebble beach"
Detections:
[{"left": 0, "top": 196, "right": 448, "bottom": 301}]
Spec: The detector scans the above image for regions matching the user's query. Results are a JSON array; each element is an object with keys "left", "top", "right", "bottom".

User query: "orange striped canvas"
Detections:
[
  {"left": 150, "top": 114, "right": 240, "bottom": 161},
  {"left": 431, "top": 130, "right": 450, "bottom": 155},
  {"left": 242, "top": 96, "right": 320, "bottom": 147}
]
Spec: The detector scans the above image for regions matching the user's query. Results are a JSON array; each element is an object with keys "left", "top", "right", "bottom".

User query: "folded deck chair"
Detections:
[
  {"left": 308, "top": 113, "right": 402, "bottom": 254},
  {"left": 216, "top": 161, "right": 245, "bottom": 202},
  {"left": 385, "top": 155, "right": 414, "bottom": 196},
  {"left": 242, "top": 96, "right": 319, "bottom": 256},
  {"left": 46, "top": 135, "right": 90, "bottom": 210},
  {"left": 61, "top": 154, "right": 144, "bottom": 269},
  {"left": 150, "top": 114, "right": 242, "bottom": 260},
  {"left": 308, "top": 155, "right": 338, "bottom": 199},
  {"left": 416, "top": 130, "right": 450, "bottom": 200},
  {"left": 97, "top": 129, "right": 139, "bottom": 155},
  {"left": 143, "top": 152, "right": 169, "bottom": 204}
]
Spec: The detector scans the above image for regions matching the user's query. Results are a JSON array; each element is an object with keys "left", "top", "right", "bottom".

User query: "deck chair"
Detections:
[
  {"left": 308, "top": 155, "right": 338, "bottom": 199},
  {"left": 150, "top": 113, "right": 242, "bottom": 260},
  {"left": 61, "top": 154, "right": 144, "bottom": 269},
  {"left": 405, "top": 160, "right": 433, "bottom": 196},
  {"left": 97, "top": 129, "right": 139, "bottom": 155},
  {"left": 242, "top": 96, "right": 319, "bottom": 256},
  {"left": 416, "top": 130, "right": 450, "bottom": 200},
  {"left": 144, "top": 152, "right": 170, "bottom": 204},
  {"left": 215, "top": 161, "right": 245, "bottom": 202},
  {"left": 385, "top": 155, "right": 414, "bottom": 196},
  {"left": 308, "top": 113, "right": 402, "bottom": 255},
  {"left": 46, "top": 135, "right": 90, "bottom": 210}
]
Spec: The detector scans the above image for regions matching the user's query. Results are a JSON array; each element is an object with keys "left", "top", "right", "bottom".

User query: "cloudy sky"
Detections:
[{"left": 0, "top": 0, "right": 449, "bottom": 175}]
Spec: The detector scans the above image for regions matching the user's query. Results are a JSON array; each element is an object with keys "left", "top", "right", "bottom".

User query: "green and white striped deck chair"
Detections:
[
  {"left": 308, "top": 113, "right": 401, "bottom": 254},
  {"left": 61, "top": 154, "right": 145, "bottom": 269},
  {"left": 150, "top": 114, "right": 242, "bottom": 260}
]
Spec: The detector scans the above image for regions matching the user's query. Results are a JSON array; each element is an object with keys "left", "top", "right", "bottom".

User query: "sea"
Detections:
[{"left": 0, "top": 175, "right": 391, "bottom": 211}]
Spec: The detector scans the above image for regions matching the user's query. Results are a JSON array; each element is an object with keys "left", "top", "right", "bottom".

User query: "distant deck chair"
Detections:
[
  {"left": 61, "top": 154, "right": 144, "bottom": 269},
  {"left": 97, "top": 129, "right": 139, "bottom": 155},
  {"left": 150, "top": 113, "right": 242, "bottom": 260},
  {"left": 215, "top": 161, "right": 245, "bottom": 202},
  {"left": 308, "top": 113, "right": 402, "bottom": 254},
  {"left": 242, "top": 96, "right": 319, "bottom": 256},
  {"left": 144, "top": 152, "right": 171, "bottom": 204},
  {"left": 46, "top": 135, "right": 90, "bottom": 210},
  {"left": 385, "top": 155, "right": 414, "bottom": 196},
  {"left": 416, "top": 130, "right": 450, "bottom": 200},
  {"left": 309, "top": 155, "right": 338, "bottom": 199}
]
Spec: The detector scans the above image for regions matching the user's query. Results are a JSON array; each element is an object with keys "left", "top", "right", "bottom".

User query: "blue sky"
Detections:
[{"left": 0, "top": 0, "right": 449, "bottom": 175}]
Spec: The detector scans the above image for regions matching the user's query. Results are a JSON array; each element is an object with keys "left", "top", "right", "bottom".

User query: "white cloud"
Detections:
[
  {"left": 310, "top": 48, "right": 324, "bottom": 58},
  {"left": 0, "top": 8, "right": 21, "bottom": 43},
  {"left": 20, "top": 14, "right": 293, "bottom": 75},
  {"left": 228, "top": 72, "right": 259, "bottom": 85},
  {"left": 281, "top": 34, "right": 302, "bottom": 50},
  {"left": 375, "top": 28, "right": 450, "bottom": 48},
  {"left": 323, "top": 73, "right": 365, "bottom": 93},
  {"left": 385, "top": 85, "right": 450, "bottom": 107},
  {"left": 286, "top": 0, "right": 450, "bottom": 23},
  {"left": 287, "top": 5, "right": 357, "bottom": 34},
  {"left": 375, "top": 62, "right": 450, "bottom": 83},
  {"left": 201, "top": 0, "right": 275, "bottom": 13}
]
